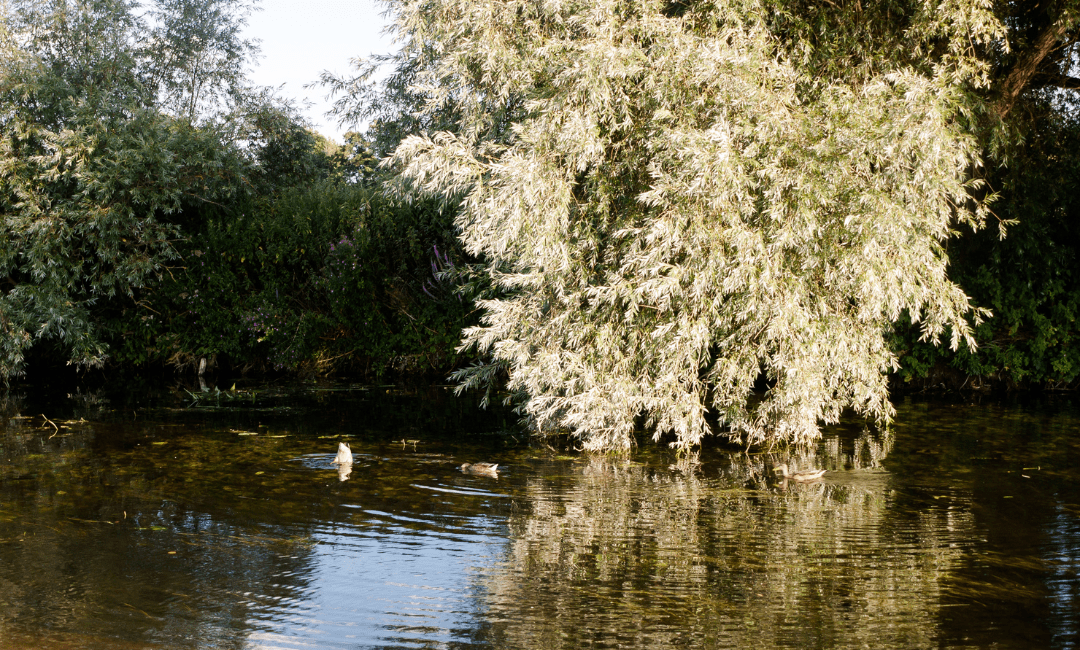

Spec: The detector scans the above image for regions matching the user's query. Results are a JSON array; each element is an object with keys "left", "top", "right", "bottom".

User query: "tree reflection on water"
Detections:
[
  {"left": 1, "top": 387, "right": 1078, "bottom": 648},
  {"left": 479, "top": 429, "right": 971, "bottom": 649}
]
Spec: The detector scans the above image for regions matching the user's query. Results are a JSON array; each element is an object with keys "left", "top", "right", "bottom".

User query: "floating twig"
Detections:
[
  {"left": 122, "top": 602, "right": 158, "bottom": 620},
  {"left": 42, "top": 414, "right": 59, "bottom": 438}
]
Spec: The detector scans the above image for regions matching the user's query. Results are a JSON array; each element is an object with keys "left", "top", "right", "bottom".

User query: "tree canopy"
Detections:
[
  {"left": 0, "top": 0, "right": 254, "bottom": 381},
  {"left": 377, "top": 0, "right": 1014, "bottom": 449}
]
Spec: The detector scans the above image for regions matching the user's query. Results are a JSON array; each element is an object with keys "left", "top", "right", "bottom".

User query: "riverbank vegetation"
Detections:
[
  {"left": 1, "top": 0, "right": 474, "bottom": 383},
  {"left": 892, "top": 103, "right": 1080, "bottom": 391},
  {"left": 2, "top": 0, "right": 1078, "bottom": 448}
]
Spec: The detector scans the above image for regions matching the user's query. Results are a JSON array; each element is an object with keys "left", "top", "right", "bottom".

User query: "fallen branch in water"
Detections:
[{"left": 41, "top": 414, "right": 59, "bottom": 438}]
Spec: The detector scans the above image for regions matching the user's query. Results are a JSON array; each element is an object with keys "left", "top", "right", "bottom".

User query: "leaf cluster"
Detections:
[{"left": 894, "top": 106, "right": 1080, "bottom": 388}]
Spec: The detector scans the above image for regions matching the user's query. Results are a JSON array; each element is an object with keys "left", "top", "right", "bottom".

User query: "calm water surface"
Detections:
[{"left": 1, "top": 384, "right": 1079, "bottom": 649}]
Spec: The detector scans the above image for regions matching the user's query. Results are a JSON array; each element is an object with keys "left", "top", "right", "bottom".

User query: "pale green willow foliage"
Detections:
[{"left": 388, "top": 0, "right": 1003, "bottom": 449}]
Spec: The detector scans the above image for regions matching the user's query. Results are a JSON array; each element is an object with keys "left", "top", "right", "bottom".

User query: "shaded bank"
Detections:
[{"left": 99, "top": 178, "right": 475, "bottom": 382}]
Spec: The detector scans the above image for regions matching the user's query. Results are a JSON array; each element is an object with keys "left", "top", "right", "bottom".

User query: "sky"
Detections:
[{"left": 243, "top": 0, "right": 397, "bottom": 143}]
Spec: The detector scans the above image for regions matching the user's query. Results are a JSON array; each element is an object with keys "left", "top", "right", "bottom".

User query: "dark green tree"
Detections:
[
  {"left": 143, "top": 0, "right": 261, "bottom": 125},
  {"left": 0, "top": 0, "right": 246, "bottom": 382},
  {"left": 891, "top": 1, "right": 1080, "bottom": 389}
]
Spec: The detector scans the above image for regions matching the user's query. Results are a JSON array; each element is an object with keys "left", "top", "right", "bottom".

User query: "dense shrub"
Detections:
[{"left": 104, "top": 179, "right": 474, "bottom": 378}]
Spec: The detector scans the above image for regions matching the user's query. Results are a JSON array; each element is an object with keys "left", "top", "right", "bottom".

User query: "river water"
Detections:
[{"left": 0, "top": 383, "right": 1078, "bottom": 649}]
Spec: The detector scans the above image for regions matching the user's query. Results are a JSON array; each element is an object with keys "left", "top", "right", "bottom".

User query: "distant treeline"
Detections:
[
  {"left": 91, "top": 113, "right": 1079, "bottom": 391},
  {"left": 14, "top": 126, "right": 477, "bottom": 383},
  {"left": 1, "top": 0, "right": 474, "bottom": 384},
  {"left": 96, "top": 117, "right": 1079, "bottom": 391}
]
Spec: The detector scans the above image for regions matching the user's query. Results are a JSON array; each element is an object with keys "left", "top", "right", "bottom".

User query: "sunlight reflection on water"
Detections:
[
  {"left": 1, "top": 387, "right": 1079, "bottom": 649},
  {"left": 242, "top": 519, "right": 502, "bottom": 649}
]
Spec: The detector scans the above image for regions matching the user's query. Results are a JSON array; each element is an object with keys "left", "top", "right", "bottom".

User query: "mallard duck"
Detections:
[
  {"left": 460, "top": 462, "right": 499, "bottom": 476},
  {"left": 774, "top": 463, "right": 826, "bottom": 482},
  {"left": 331, "top": 442, "right": 353, "bottom": 465}
]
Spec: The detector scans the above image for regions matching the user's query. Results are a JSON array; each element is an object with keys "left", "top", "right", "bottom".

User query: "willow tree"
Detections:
[{"left": 385, "top": 0, "right": 1003, "bottom": 449}]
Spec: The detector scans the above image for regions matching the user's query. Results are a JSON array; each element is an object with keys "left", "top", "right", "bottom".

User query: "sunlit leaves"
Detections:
[
  {"left": 144, "top": 0, "right": 260, "bottom": 125},
  {"left": 386, "top": 0, "right": 1002, "bottom": 449}
]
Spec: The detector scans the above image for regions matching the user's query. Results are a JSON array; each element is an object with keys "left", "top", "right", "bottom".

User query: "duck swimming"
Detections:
[
  {"left": 774, "top": 463, "right": 826, "bottom": 482},
  {"left": 460, "top": 462, "right": 499, "bottom": 476},
  {"left": 331, "top": 442, "right": 353, "bottom": 465}
]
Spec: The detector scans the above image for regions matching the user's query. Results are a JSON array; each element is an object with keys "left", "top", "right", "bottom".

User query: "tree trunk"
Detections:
[{"left": 997, "top": 17, "right": 1072, "bottom": 118}]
